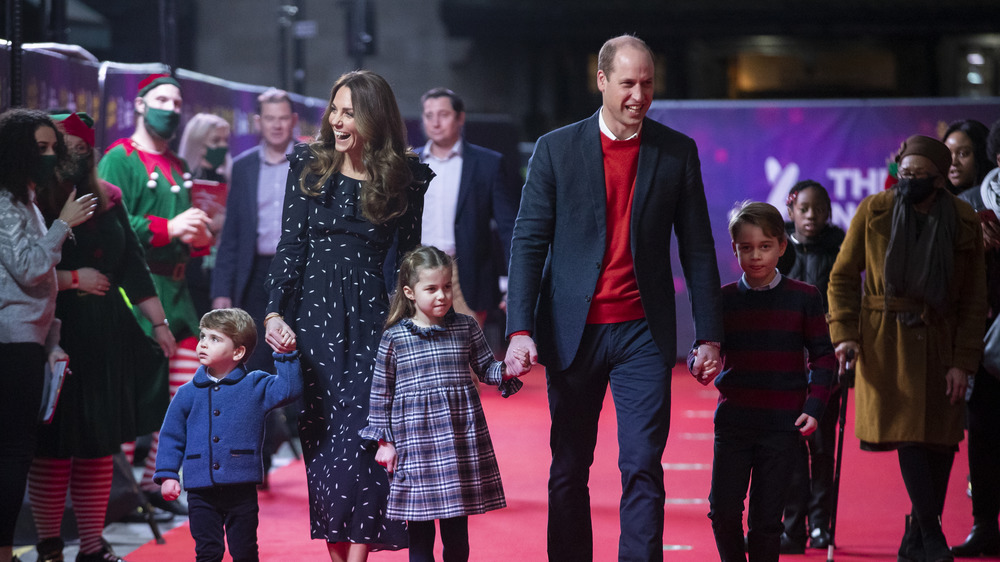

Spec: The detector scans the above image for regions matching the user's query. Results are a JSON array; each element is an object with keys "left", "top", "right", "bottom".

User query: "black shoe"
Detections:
[
  {"left": 36, "top": 537, "right": 65, "bottom": 562},
  {"left": 951, "top": 523, "right": 1000, "bottom": 557},
  {"left": 144, "top": 489, "right": 188, "bottom": 515},
  {"left": 899, "top": 514, "right": 923, "bottom": 562},
  {"left": 76, "top": 540, "right": 127, "bottom": 562},
  {"left": 809, "top": 527, "right": 832, "bottom": 549},
  {"left": 118, "top": 504, "right": 174, "bottom": 523},
  {"left": 780, "top": 532, "right": 806, "bottom": 554}
]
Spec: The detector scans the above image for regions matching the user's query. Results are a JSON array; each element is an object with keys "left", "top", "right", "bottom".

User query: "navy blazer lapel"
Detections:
[
  {"left": 246, "top": 147, "right": 263, "bottom": 237},
  {"left": 456, "top": 144, "right": 476, "bottom": 218},
  {"left": 631, "top": 119, "right": 659, "bottom": 249},
  {"left": 580, "top": 113, "right": 607, "bottom": 231}
]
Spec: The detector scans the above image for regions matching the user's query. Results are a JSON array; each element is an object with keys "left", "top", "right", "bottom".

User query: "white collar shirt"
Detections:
[{"left": 419, "top": 139, "right": 463, "bottom": 256}]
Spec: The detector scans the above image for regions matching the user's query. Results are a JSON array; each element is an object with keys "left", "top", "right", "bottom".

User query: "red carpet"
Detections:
[{"left": 130, "top": 365, "right": 998, "bottom": 561}]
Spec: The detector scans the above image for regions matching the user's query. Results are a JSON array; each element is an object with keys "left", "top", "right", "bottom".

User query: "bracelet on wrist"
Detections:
[
  {"left": 264, "top": 312, "right": 283, "bottom": 324},
  {"left": 70, "top": 270, "right": 80, "bottom": 289},
  {"left": 152, "top": 318, "right": 170, "bottom": 329}
]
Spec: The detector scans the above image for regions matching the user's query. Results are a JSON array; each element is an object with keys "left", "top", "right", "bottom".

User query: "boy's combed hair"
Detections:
[
  {"left": 200, "top": 308, "right": 257, "bottom": 359},
  {"left": 728, "top": 200, "right": 786, "bottom": 243},
  {"left": 385, "top": 245, "right": 454, "bottom": 328}
]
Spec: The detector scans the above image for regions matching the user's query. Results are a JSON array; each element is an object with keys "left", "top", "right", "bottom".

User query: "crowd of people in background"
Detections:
[{"left": 1, "top": 31, "right": 999, "bottom": 562}]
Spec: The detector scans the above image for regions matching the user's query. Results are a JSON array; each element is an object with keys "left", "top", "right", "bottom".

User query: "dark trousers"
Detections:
[
  {"left": 242, "top": 254, "right": 274, "bottom": 374},
  {"left": 407, "top": 517, "right": 469, "bottom": 562},
  {"left": 967, "top": 369, "right": 1000, "bottom": 525},
  {"left": 0, "top": 342, "right": 46, "bottom": 546},
  {"left": 783, "top": 387, "right": 840, "bottom": 539},
  {"left": 709, "top": 426, "right": 799, "bottom": 562},
  {"left": 187, "top": 483, "right": 260, "bottom": 562},
  {"left": 546, "top": 319, "right": 671, "bottom": 562}
]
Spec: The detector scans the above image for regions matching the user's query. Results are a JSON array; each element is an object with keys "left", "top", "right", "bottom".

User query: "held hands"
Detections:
[
  {"left": 504, "top": 335, "right": 537, "bottom": 377},
  {"left": 795, "top": 413, "right": 819, "bottom": 436},
  {"left": 168, "top": 207, "right": 213, "bottom": 247},
  {"left": 265, "top": 316, "right": 297, "bottom": 353},
  {"left": 161, "top": 479, "right": 181, "bottom": 501},
  {"left": 690, "top": 344, "right": 722, "bottom": 385},
  {"left": 58, "top": 189, "right": 97, "bottom": 227},
  {"left": 375, "top": 441, "right": 398, "bottom": 474}
]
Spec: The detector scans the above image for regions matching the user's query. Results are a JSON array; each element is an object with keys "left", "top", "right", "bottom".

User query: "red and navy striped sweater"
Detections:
[{"left": 714, "top": 276, "right": 837, "bottom": 432}]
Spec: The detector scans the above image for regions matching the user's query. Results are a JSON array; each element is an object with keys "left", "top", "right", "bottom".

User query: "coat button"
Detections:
[
  {"left": 585, "top": 295, "right": 592, "bottom": 302},
  {"left": 213, "top": 409, "right": 220, "bottom": 416},
  {"left": 213, "top": 436, "right": 220, "bottom": 443},
  {"left": 213, "top": 463, "right": 220, "bottom": 470},
  {"left": 213, "top": 385, "right": 220, "bottom": 391},
  {"left": 596, "top": 262, "right": 601, "bottom": 270}
]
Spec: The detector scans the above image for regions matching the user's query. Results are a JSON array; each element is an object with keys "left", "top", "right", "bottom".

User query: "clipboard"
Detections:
[{"left": 39, "top": 358, "right": 68, "bottom": 424}]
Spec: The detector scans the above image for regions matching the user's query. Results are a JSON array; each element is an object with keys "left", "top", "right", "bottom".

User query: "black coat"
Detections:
[{"left": 777, "top": 222, "right": 845, "bottom": 311}]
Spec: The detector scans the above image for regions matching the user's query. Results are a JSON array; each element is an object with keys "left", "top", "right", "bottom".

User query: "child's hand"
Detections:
[
  {"left": 795, "top": 413, "right": 818, "bottom": 436},
  {"left": 161, "top": 479, "right": 181, "bottom": 501},
  {"left": 504, "top": 335, "right": 537, "bottom": 377},
  {"left": 688, "top": 345, "right": 721, "bottom": 386},
  {"left": 375, "top": 441, "right": 398, "bottom": 474},
  {"left": 265, "top": 316, "right": 297, "bottom": 353}
]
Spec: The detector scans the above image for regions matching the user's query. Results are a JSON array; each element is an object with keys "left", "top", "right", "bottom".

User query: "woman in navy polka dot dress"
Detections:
[{"left": 263, "top": 71, "right": 432, "bottom": 561}]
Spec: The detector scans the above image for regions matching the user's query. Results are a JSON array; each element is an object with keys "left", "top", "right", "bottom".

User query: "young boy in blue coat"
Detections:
[{"left": 154, "top": 308, "right": 301, "bottom": 562}]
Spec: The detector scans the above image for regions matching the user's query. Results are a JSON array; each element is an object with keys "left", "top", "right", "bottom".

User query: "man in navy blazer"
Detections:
[
  {"left": 504, "top": 36, "right": 724, "bottom": 561},
  {"left": 416, "top": 88, "right": 520, "bottom": 322},
  {"left": 211, "top": 89, "right": 298, "bottom": 372}
]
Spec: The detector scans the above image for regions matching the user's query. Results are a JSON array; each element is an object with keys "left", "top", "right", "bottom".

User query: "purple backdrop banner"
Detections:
[
  {"left": 1, "top": 45, "right": 326, "bottom": 158},
  {"left": 647, "top": 98, "right": 1000, "bottom": 351}
]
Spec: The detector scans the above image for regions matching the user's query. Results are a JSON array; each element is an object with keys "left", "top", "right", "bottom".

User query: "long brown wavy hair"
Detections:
[
  {"left": 300, "top": 71, "right": 413, "bottom": 225},
  {"left": 384, "top": 245, "right": 454, "bottom": 329}
]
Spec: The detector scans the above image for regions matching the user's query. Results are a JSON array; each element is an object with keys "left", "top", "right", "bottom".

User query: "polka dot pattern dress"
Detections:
[{"left": 266, "top": 144, "right": 431, "bottom": 548}]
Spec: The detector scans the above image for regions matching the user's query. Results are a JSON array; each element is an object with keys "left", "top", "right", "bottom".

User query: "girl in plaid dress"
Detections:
[{"left": 360, "top": 246, "right": 523, "bottom": 562}]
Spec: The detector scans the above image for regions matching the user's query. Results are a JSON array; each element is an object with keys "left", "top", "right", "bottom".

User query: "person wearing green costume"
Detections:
[{"left": 97, "top": 74, "right": 213, "bottom": 515}]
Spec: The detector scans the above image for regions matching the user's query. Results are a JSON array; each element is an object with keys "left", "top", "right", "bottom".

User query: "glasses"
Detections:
[{"left": 897, "top": 169, "right": 938, "bottom": 181}]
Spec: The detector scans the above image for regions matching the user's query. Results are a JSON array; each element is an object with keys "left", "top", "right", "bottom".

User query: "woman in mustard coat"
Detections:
[{"left": 827, "top": 135, "right": 987, "bottom": 562}]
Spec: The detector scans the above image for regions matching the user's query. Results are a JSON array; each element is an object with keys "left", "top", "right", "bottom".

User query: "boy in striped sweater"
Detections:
[{"left": 689, "top": 201, "right": 837, "bottom": 562}]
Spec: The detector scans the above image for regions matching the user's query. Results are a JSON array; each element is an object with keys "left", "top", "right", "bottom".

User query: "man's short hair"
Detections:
[
  {"left": 200, "top": 308, "right": 257, "bottom": 359},
  {"left": 598, "top": 34, "right": 654, "bottom": 77},
  {"left": 420, "top": 87, "right": 465, "bottom": 114},
  {"left": 257, "top": 88, "right": 293, "bottom": 114},
  {"left": 728, "top": 200, "right": 787, "bottom": 243}
]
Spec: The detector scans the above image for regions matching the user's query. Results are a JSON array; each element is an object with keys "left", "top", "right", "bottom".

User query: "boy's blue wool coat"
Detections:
[{"left": 154, "top": 352, "right": 302, "bottom": 489}]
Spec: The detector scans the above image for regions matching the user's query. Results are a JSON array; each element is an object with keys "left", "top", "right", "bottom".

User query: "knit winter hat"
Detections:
[{"left": 895, "top": 135, "right": 952, "bottom": 178}]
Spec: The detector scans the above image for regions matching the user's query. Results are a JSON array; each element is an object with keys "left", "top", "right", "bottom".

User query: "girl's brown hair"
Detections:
[
  {"left": 300, "top": 70, "right": 413, "bottom": 225},
  {"left": 384, "top": 246, "right": 453, "bottom": 328}
]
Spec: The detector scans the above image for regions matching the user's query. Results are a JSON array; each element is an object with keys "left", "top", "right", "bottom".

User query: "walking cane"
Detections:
[{"left": 827, "top": 349, "right": 855, "bottom": 562}]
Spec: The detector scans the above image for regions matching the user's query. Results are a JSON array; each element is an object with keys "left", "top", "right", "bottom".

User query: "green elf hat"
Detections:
[
  {"left": 137, "top": 73, "right": 181, "bottom": 97},
  {"left": 50, "top": 112, "right": 95, "bottom": 147}
]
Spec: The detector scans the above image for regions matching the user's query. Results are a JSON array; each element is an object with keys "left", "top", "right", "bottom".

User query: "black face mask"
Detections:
[
  {"left": 61, "top": 152, "right": 92, "bottom": 185},
  {"left": 896, "top": 176, "right": 937, "bottom": 204}
]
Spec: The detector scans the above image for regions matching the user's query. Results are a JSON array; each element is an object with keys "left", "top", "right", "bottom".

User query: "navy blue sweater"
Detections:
[
  {"left": 154, "top": 352, "right": 302, "bottom": 489},
  {"left": 714, "top": 277, "right": 836, "bottom": 432}
]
